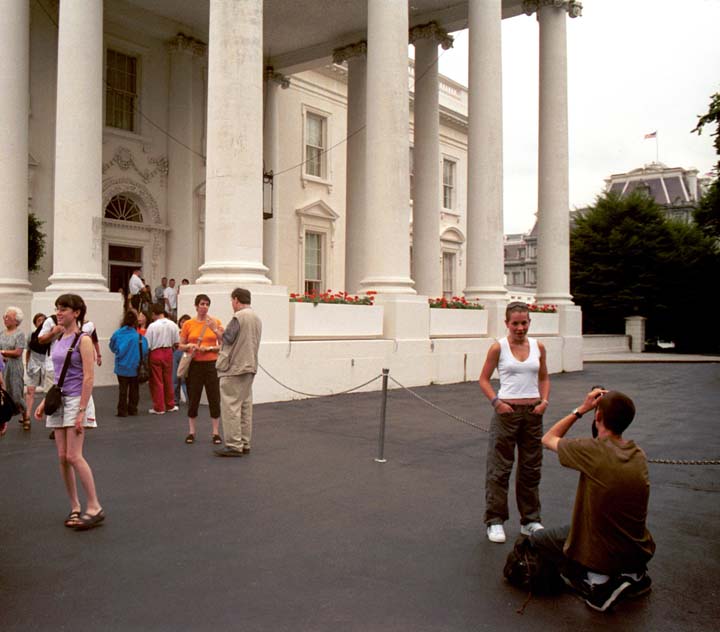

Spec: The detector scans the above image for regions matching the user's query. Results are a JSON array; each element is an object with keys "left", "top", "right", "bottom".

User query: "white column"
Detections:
[
  {"left": 360, "top": 0, "right": 414, "bottom": 295},
  {"left": 464, "top": 0, "right": 506, "bottom": 308},
  {"left": 534, "top": 0, "right": 578, "bottom": 305},
  {"left": 410, "top": 29, "right": 444, "bottom": 297},
  {"left": 263, "top": 69, "right": 287, "bottom": 284},
  {"left": 166, "top": 35, "right": 205, "bottom": 284},
  {"left": 334, "top": 43, "right": 367, "bottom": 295},
  {"left": 197, "top": 0, "right": 270, "bottom": 285},
  {"left": 0, "top": 0, "right": 32, "bottom": 299},
  {"left": 47, "top": 0, "right": 106, "bottom": 292}
]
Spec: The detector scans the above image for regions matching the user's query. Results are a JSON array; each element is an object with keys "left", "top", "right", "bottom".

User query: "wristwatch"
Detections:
[{"left": 571, "top": 408, "right": 583, "bottom": 419}]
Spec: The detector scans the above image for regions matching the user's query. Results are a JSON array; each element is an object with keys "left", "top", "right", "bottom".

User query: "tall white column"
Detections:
[
  {"left": 410, "top": 23, "right": 452, "bottom": 298},
  {"left": 0, "top": 0, "right": 32, "bottom": 299},
  {"left": 47, "top": 0, "right": 106, "bottom": 292},
  {"left": 166, "top": 35, "right": 205, "bottom": 284},
  {"left": 263, "top": 68, "right": 288, "bottom": 284},
  {"left": 360, "top": 0, "right": 414, "bottom": 295},
  {"left": 334, "top": 43, "right": 367, "bottom": 295},
  {"left": 464, "top": 0, "right": 506, "bottom": 308},
  {"left": 197, "top": 0, "right": 270, "bottom": 285},
  {"left": 533, "top": 0, "right": 581, "bottom": 305}
]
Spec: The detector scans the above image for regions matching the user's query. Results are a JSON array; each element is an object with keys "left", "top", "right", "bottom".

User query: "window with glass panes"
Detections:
[
  {"left": 304, "top": 231, "right": 323, "bottom": 294},
  {"left": 442, "top": 159, "right": 455, "bottom": 209},
  {"left": 106, "top": 50, "right": 138, "bottom": 132},
  {"left": 305, "top": 113, "right": 326, "bottom": 178},
  {"left": 442, "top": 252, "right": 456, "bottom": 299}
]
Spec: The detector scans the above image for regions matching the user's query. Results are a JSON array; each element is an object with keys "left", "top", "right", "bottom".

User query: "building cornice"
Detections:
[
  {"left": 167, "top": 33, "right": 207, "bottom": 57},
  {"left": 523, "top": 0, "right": 583, "bottom": 18},
  {"left": 409, "top": 21, "right": 454, "bottom": 50},
  {"left": 332, "top": 41, "right": 367, "bottom": 64}
]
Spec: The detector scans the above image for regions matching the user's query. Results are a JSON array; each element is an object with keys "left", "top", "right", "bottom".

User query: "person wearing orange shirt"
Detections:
[{"left": 179, "top": 294, "right": 222, "bottom": 445}]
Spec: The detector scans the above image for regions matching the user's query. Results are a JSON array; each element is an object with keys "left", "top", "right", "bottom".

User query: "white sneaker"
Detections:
[
  {"left": 148, "top": 408, "right": 165, "bottom": 415},
  {"left": 487, "top": 524, "right": 506, "bottom": 543},
  {"left": 168, "top": 406, "right": 179, "bottom": 412},
  {"left": 520, "top": 521, "right": 544, "bottom": 536}
]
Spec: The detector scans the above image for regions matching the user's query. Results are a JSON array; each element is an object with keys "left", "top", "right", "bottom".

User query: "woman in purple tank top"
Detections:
[{"left": 34, "top": 294, "right": 105, "bottom": 531}]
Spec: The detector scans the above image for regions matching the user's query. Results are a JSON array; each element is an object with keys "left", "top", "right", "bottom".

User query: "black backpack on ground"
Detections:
[{"left": 503, "top": 534, "right": 564, "bottom": 595}]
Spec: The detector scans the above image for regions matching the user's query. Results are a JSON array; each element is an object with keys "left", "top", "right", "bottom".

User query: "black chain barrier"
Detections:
[
  {"left": 387, "top": 376, "right": 719, "bottom": 466},
  {"left": 257, "top": 366, "right": 719, "bottom": 465},
  {"left": 258, "top": 363, "right": 383, "bottom": 398}
]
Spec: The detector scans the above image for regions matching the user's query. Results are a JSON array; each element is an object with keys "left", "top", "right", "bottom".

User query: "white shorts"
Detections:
[
  {"left": 24, "top": 352, "right": 46, "bottom": 388},
  {"left": 46, "top": 395, "right": 97, "bottom": 429}
]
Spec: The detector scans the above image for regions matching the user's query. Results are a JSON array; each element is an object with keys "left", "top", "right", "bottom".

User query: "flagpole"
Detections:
[{"left": 656, "top": 132, "right": 659, "bottom": 163}]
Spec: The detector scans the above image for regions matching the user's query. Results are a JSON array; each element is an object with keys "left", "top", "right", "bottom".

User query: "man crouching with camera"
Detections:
[{"left": 533, "top": 388, "right": 655, "bottom": 612}]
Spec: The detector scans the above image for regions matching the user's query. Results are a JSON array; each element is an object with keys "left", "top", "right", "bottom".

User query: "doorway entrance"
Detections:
[{"left": 108, "top": 244, "right": 142, "bottom": 293}]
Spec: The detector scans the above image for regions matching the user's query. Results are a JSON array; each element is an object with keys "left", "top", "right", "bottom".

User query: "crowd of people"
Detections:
[
  {"left": 1, "top": 284, "right": 263, "bottom": 532},
  {"left": 2, "top": 292, "right": 653, "bottom": 613}
]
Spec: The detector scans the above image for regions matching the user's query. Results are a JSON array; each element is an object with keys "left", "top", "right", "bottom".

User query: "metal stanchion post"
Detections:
[{"left": 374, "top": 368, "right": 389, "bottom": 463}]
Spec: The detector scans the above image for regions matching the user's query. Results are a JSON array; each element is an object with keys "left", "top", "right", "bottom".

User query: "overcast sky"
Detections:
[{"left": 436, "top": 0, "right": 720, "bottom": 234}]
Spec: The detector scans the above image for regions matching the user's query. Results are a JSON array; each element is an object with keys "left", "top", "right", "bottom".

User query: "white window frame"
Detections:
[
  {"left": 302, "top": 105, "right": 332, "bottom": 186},
  {"left": 295, "top": 200, "right": 339, "bottom": 294},
  {"left": 442, "top": 157, "right": 456, "bottom": 211},
  {"left": 103, "top": 36, "right": 149, "bottom": 142},
  {"left": 442, "top": 251, "right": 457, "bottom": 299},
  {"left": 303, "top": 231, "right": 325, "bottom": 295}
]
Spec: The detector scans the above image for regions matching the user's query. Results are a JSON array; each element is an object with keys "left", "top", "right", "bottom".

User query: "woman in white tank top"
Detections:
[{"left": 478, "top": 302, "right": 550, "bottom": 544}]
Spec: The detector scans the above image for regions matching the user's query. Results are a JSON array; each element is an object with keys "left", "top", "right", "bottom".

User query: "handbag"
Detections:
[
  {"left": 177, "top": 321, "right": 210, "bottom": 379},
  {"left": 44, "top": 332, "right": 81, "bottom": 416},
  {"left": 136, "top": 334, "right": 149, "bottom": 383},
  {"left": 0, "top": 386, "right": 19, "bottom": 423}
]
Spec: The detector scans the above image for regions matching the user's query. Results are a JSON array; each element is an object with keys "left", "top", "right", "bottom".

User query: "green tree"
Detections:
[
  {"left": 570, "top": 191, "right": 719, "bottom": 352},
  {"left": 692, "top": 91, "right": 720, "bottom": 241},
  {"left": 28, "top": 212, "right": 46, "bottom": 273}
]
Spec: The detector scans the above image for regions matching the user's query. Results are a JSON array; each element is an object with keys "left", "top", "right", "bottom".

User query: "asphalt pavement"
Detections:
[{"left": 1, "top": 362, "right": 719, "bottom": 631}]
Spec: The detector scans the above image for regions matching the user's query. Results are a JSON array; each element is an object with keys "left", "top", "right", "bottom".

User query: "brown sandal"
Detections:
[
  {"left": 185, "top": 433, "right": 195, "bottom": 444},
  {"left": 64, "top": 510, "right": 83, "bottom": 528},
  {"left": 212, "top": 434, "right": 222, "bottom": 445},
  {"left": 22, "top": 416, "right": 31, "bottom": 431}
]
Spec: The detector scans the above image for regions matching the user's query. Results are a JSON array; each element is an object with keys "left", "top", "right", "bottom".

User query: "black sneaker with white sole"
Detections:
[
  {"left": 585, "top": 576, "right": 631, "bottom": 612},
  {"left": 622, "top": 573, "right": 652, "bottom": 598}
]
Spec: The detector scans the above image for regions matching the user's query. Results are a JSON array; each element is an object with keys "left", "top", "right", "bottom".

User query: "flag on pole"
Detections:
[{"left": 644, "top": 131, "right": 657, "bottom": 139}]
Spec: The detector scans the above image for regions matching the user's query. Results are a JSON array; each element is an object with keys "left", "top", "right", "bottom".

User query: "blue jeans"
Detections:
[{"left": 172, "top": 349, "right": 188, "bottom": 404}]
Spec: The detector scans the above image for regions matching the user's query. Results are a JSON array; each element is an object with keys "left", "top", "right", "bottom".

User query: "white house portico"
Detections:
[{"left": 5, "top": 0, "right": 583, "bottom": 396}]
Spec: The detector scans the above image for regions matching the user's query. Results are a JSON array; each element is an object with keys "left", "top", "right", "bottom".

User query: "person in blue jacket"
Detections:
[{"left": 109, "top": 310, "right": 148, "bottom": 417}]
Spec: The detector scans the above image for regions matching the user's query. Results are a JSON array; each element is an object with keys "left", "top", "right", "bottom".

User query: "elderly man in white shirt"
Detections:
[
  {"left": 145, "top": 304, "right": 180, "bottom": 415},
  {"left": 128, "top": 268, "right": 144, "bottom": 310}
]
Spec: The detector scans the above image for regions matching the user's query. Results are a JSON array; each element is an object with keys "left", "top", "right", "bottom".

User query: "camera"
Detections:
[{"left": 590, "top": 385, "right": 605, "bottom": 438}]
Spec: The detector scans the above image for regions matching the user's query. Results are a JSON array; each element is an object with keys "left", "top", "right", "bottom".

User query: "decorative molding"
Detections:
[
  {"left": 523, "top": 0, "right": 583, "bottom": 18},
  {"left": 332, "top": 41, "right": 367, "bottom": 64},
  {"left": 167, "top": 33, "right": 207, "bottom": 57},
  {"left": 102, "top": 177, "right": 162, "bottom": 225},
  {"left": 264, "top": 66, "right": 291, "bottom": 89},
  {"left": 102, "top": 146, "right": 169, "bottom": 185},
  {"left": 409, "top": 22, "right": 454, "bottom": 50}
]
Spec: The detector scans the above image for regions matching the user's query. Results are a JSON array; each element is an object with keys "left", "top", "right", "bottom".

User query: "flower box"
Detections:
[
  {"left": 529, "top": 312, "right": 559, "bottom": 335},
  {"left": 289, "top": 302, "right": 384, "bottom": 340},
  {"left": 429, "top": 308, "right": 488, "bottom": 338}
]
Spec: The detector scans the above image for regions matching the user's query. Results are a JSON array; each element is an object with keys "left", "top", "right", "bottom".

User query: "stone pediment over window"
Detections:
[
  {"left": 295, "top": 200, "right": 339, "bottom": 249},
  {"left": 295, "top": 199, "right": 340, "bottom": 222},
  {"left": 440, "top": 226, "right": 465, "bottom": 244}
]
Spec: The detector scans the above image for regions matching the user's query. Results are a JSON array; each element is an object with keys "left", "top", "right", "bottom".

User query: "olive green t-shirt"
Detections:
[{"left": 558, "top": 436, "right": 656, "bottom": 574}]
